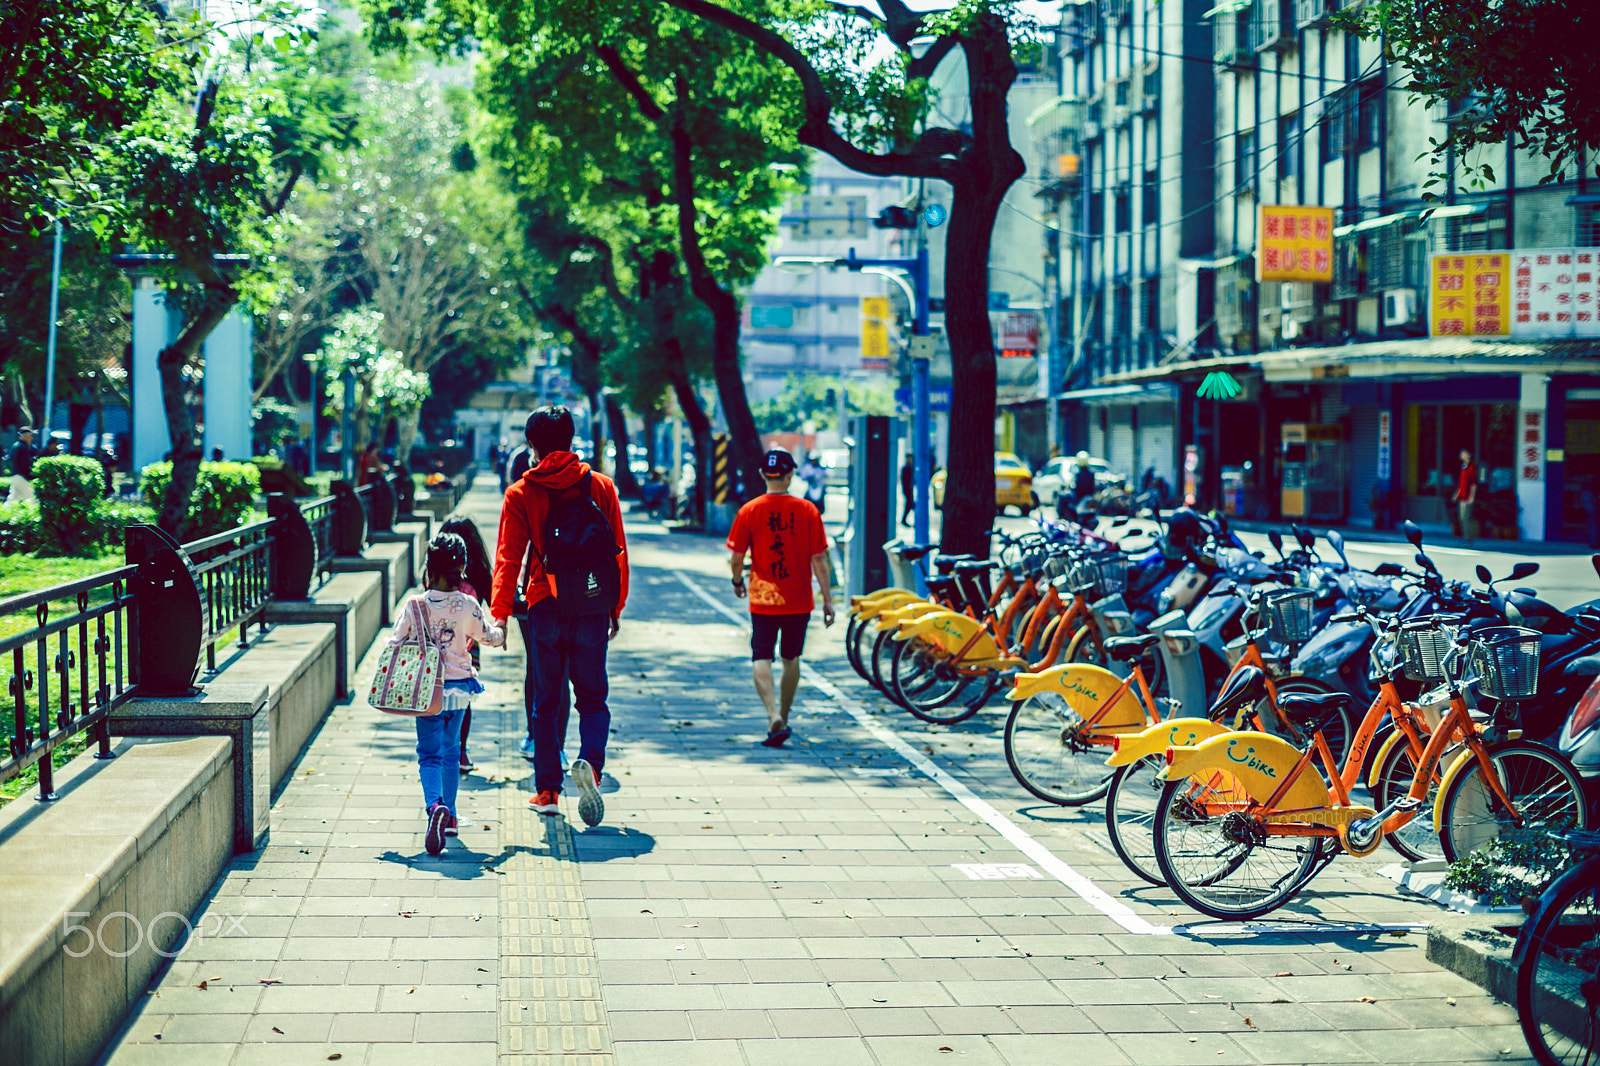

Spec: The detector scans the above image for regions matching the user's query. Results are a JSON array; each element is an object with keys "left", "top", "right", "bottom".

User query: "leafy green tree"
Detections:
[
  {"left": 1341, "top": 0, "right": 1600, "bottom": 188},
  {"left": 753, "top": 374, "right": 895, "bottom": 436}
]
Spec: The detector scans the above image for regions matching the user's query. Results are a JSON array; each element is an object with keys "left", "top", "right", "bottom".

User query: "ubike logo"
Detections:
[
  {"left": 1057, "top": 677, "right": 1099, "bottom": 698},
  {"left": 1224, "top": 741, "right": 1279, "bottom": 779}
]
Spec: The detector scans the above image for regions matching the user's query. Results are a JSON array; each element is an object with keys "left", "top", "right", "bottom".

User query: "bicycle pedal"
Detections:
[
  {"left": 1393, "top": 797, "right": 1423, "bottom": 814},
  {"left": 1156, "top": 696, "right": 1184, "bottom": 712}
]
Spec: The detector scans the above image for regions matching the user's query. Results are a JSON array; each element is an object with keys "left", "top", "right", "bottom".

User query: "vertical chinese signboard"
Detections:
[
  {"left": 1520, "top": 409, "right": 1545, "bottom": 485},
  {"left": 1376, "top": 410, "right": 1392, "bottom": 481},
  {"left": 1507, "top": 249, "right": 1600, "bottom": 338},
  {"left": 860, "top": 295, "right": 891, "bottom": 371},
  {"left": 1256, "top": 205, "right": 1335, "bottom": 282},
  {"left": 1429, "top": 253, "right": 1510, "bottom": 337}
]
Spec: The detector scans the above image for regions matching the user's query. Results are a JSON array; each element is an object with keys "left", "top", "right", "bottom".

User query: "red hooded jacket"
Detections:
[{"left": 491, "top": 452, "right": 629, "bottom": 621}]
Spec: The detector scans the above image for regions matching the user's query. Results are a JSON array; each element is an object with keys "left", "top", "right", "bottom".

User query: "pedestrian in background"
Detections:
[
  {"left": 1456, "top": 448, "right": 1478, "bottom": 547},
  {"left": 390, "top": 533, "right": 505, "bottom": 856},
  {"left": 727, "top": 449, "right": 834, "bottom": 748},
  {"left": 900, "top": 454, "right": 914, "bottom": 526},
  {"left": 491, "top": 405, "right": 628, "bottom": 827},
  {"left": 799, "top": 452, "right": 827, "bottom": 516},
  {"left": 7, "top": 426, "right": 36, "bottom": 504}
]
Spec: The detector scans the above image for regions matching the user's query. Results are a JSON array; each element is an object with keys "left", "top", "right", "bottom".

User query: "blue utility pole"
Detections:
[{"left": 837, "top": 247, "right": 933, "bottom": 552}]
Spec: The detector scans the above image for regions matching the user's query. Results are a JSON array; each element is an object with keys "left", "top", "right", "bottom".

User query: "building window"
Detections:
[
  {"left": 1114, "top": 186, "right": 1132, "bottom": 232},
  {"left": 1432, "top": 201, "right": 1510, "bottom": 252},
  {"left": 1142, "top": 169, "right": 1158, "bottom": 228},
  {"left": 1277, "top": 113, "right": 1301, "bottom": 180},
  {"left": 1234, "top": 130, "right": 1257, "bottom": 195},
  {"left": 1356, "top": 78, "right": 1384, "bottom": 152},
  {"left": 1142, "top": 276, "right": 1160, "bottom": 333},
  {"left": 1113, "top": 282, "right": 1133, "bottom": 335},
  {"left": 1089, "top": 191, "right": 1105, "bottom": 235},
  {"left": 1578, "top": 205, "right": 1600, "bottom": 246}
]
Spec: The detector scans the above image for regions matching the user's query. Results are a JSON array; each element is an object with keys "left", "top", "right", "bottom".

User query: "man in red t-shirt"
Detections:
[{"left": 727, "top": 449, "right": 834, "bottom": 747}]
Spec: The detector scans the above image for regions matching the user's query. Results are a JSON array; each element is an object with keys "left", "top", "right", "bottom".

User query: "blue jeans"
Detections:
[
  {"left": 415, "top": 705, "right": 465, "bottom": 812},
  {"left": 528, "top": 600, "right": 611, "bottom": 793}
]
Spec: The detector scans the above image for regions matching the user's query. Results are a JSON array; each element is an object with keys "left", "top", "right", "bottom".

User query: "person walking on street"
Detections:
[
  {"left": 727, "top": 449, "right": 835, "bottom": 748},
  {"left": 900, "top": 455, "right": 915, "bottom": 526},
  {"left": 7, "top": 426, "right": 37, "bottom": 505},
  {"left": 491, "top": 406, "right": 628, "bottom": 827},
  {"left": 390, "top": 533, "right": 505, "bottom": 856},
  {"left": 1456, "top": 448, "right": 1478, "bottom": 547},
  {"left": 799, "top": 452, "right": 828, "bottom": 516}
]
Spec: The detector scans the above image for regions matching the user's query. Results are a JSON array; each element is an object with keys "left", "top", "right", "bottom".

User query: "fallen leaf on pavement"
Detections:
[
  {"left": 196, "top": 981, "right": 208, "bottom": 990},
  {"left": 271, "top": 1027, "right": 284, "bottom": 1035}
]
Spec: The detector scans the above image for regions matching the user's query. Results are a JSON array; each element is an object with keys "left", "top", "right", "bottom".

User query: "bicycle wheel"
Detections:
[
  {"left": 889, "top": 637, "right": 981, "bottom": 725},
  {"left": 1438, "top": 742, "right": 1590, "bottom": 864},
  {"left": 1002, "top": 690, "right": 1114, "bottom": 805},
  {"left": 846, "top": 614, "right": 870, "bottom": 679},
  {"left": 1372, "top": 735, "right": 1451, "bottom": 864},
  {"left": 1105, "top": 755, "right": 1168, "bottom": 885},
  {"left": 1152, "top": 774, "right": 1323, "bottom": 920},
  {"left": 1261, "top": 677, "right": 1352, "bottom": 771},
  {"left": 869, "top": 626, "right": 898, "bottom": 694},
  {"left": 1517, "top": 860, "right": 1600, "bottom": 1066}
]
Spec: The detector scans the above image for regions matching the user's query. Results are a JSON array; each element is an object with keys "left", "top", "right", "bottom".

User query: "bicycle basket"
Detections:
[
  {"left": 1260, "top": 587, "right": 1314, "bottom": 645},
  {"left": 1066, "top": 558, "right": 1099, "bottom": 595},
  {"left": 1467, "top": 626, "right": 1541, "bottom": 701},
  {"left": 1397, "top": 618, "right": 1456, "bottom": 683},
  {"left": 1090, "top": 553, "right": 1129, "bottom": 596},
  {"left": 1043, "top": 553, "right": 1074, "bottom": 582}
]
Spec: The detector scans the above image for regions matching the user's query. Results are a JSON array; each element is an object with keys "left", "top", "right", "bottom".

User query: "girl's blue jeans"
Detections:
[{"left": 415, "top": 705, "right": 464, "bottom": 812}]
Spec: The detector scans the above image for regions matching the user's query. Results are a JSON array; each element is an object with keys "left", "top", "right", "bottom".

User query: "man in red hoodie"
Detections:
[{"left": 491, "top": 406, "right": 629, "bottom": 826}]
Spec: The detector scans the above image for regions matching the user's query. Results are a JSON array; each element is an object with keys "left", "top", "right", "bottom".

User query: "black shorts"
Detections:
[{"left": 751, "top": 612, "right": 809, "bottom": 661}]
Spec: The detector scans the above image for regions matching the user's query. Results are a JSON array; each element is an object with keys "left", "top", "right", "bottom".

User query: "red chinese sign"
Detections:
[
  {"left": 1257, "top": 205, "right": 1335, "bottom": 282},
  {"left": 1520, "top": 409, "right": 1545, "bottom": 483}
]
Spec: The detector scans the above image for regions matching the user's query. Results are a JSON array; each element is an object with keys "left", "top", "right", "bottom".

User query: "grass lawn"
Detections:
[{"left": 0, "top": 550, "right": 125, "bottom": 601}]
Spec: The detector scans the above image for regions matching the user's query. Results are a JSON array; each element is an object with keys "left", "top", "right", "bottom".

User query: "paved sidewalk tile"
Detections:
[{"left": 91, "top": 484, "right": 1542, "bottom": 1066}]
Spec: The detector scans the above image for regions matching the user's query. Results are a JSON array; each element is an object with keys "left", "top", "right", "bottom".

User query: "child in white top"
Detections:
[{"left": 391, "top": 533, "right": 504, "bottom": 855}]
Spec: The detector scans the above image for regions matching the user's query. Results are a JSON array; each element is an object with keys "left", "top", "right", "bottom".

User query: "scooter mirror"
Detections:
[
  {"left": 1293, "top": 525, "right": 1315, "bottom": 551},
  {"left": 1402, "top": 520, "right": 1423, "bottom": 548},
  {"left": 1415, "top": 552, "right": 1437, "bottom": 573},
  {"left": 1510, "top": 561, "right": 1540, "bottom": 581},
  {"left": 1326, "top": 529, "right": 1349, "bottom": 570},
  {"left": 1476, "top": 564, "right": 1493, "bottom": 585},
  {"left": 1267, "top": 530, "right": 1284, "bottom": 556}
]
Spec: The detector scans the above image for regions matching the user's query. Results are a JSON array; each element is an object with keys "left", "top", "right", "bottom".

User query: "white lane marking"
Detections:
[{"left": 672, "top": 570, "right": 1170, "bottom": 937}]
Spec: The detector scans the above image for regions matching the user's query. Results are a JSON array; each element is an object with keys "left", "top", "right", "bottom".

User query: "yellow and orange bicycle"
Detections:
[{"left": 1148, "top": 619, "right": 1590, "bottom": 919}]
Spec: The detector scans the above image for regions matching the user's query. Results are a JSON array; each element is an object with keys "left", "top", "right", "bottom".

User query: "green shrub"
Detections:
[
  {"left": 139, "top": 461, "right": 261, "bottom": 539},
  {"left": 1444, "top": 832, "right": 1570, "bottom": 907},
  {"left": 0, "top": 500, "right": 40, "bottom": 554},
  {"left": 96, "top": 501, "right": 158, "bottom": 548},
  {"left": 34, "top": 456, "right": 107, "bottom": 555}
]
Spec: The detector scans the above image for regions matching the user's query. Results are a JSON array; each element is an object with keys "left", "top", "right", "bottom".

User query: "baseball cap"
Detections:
[{"left": 762, "top": 449, "right": 797, "bottom": 476}]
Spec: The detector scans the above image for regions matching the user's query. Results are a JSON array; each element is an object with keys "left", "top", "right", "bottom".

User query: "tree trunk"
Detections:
[
  {"left": 605, "top": 394, "right": 640, "bottom": 496},
  {"left": 157, "top": 297, "right": 234, "bottom": 539},
  {"left": 669, "top": 100, "right": 766, "bottom": 501},
  {"left": 395, "top": 406, "right": 422, "bottom": 467},
  {"left": 665, "top": 338, "right": 712, "bottom": 527},
  {"left": 641, "top": 408, "right": 659, "bottom": 469},
  {"left": 586, "top": 387, "right": 606, "bottom": 474}
]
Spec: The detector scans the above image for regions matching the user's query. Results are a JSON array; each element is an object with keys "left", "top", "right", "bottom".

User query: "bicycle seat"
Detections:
[
  {"left": 932, "top": 554, "right": 974, "bottom": 574},
  {"left": 1208, "top": 665, "right": 1267, "bottom": 720},
  {"left": 925, "top": 576, "right": 959, "bottom": 596},
  {"left": 1278, "top": 691, "right": 1354, "bottom": 737},
  {"left": 953, "top": 560, "right": 993, "bottom": 575},
  {"left": 901, "top": 544, "right": 935, "bottom": 561},
  {"left": 1103, "top": 633, "right": 1160, "bottom": 661}
]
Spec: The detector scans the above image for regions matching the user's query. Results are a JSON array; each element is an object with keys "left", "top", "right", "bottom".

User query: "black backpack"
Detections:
[{"left": 541, "top": 472, "right": 621, "bottom": 618}]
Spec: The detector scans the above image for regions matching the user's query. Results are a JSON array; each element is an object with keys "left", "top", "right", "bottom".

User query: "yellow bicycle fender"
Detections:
[
  {"left": 853, "top": 590, "right": 921, "bottom": 614},
  {"left": 875, "top": 603, "right": 942, "bottom": 631},
  {"left": 1432, "top": 747, "right": 1481, "bottom": 834},
  {"left": 898, "top": 612, "right": 1001, "bottom": 661},
  {"left": 1006, "top": 664, "right": 1147, "bottom": 731},
  {"left": 1366, "top": 731, "right": 1408, "bottom": 791},
  {"left": 1107, "top": 718, "right": 1231, "bottom": 767},
  {"left": 1162, "top": 732, "right": 1330, "bottom": 811}
]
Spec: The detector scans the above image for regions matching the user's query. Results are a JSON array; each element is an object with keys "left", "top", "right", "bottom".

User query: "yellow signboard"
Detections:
[
  {"left": 1256, "top": 205, "right": 1335, "bottom": 282},
  {"left": 860, "top": 296, "right": 890, "bottom": 322},
  {"left": 860, "top": 295, "right": 891, "bottom": 360},
  {"left": 1430, "top": 253, "right": 1510, "bottom": 337}
]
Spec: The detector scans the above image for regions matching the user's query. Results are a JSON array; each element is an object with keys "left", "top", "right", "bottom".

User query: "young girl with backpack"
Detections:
[
  {"left": 390, "top": 533, "right": 505, "bottom": 855},
  {"left": 439, "top": 516, "right": 494, "bottom": 773}
]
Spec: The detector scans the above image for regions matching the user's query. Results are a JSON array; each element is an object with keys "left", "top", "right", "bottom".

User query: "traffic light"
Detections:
[{"left": 872, "top": 206, "right": 917, "bottom": 229}]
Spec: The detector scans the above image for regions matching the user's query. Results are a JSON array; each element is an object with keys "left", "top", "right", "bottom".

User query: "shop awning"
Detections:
[
  {"left": 1056, "top": 383, "right": 1178, "bottom": 403},
  {"left": 1333, "top": 210, "right": 1420, "bottom": 238}
]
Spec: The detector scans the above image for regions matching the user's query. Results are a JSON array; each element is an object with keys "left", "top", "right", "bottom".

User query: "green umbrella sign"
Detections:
[{"left": 1197, "top": 370, "right": 1243, "bottom": 400}]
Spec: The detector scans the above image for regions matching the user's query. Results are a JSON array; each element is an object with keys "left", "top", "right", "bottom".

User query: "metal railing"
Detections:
[
  {"left": 0, "top": 566, "right": 137, "bottom": 799},
  {"left": 0, "top": 482, "right": 419, "bottom": 803},
  {"left": 182, "top": 518, "right": 275, "bottom": 671}
]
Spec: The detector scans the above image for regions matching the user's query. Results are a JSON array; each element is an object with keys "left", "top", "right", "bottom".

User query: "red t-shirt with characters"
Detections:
[{"left": 726, "top": 493, "right": 828, "bottom": 615}]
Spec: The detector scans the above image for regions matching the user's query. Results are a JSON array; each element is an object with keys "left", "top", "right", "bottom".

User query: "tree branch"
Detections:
[
  {"left": 594, "top": 45, "right": 667, "bottom": 122},
  {"left": 657, "top": 0, "right": 958, "bottom": 180},
  {"left": 908, "top": 35, "right": 960, "bottom": 81}
]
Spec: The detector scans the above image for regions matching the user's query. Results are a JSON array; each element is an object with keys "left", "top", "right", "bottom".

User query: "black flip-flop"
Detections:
[{"left": 760, "top": 727, "right": 792, "bottom": 748}]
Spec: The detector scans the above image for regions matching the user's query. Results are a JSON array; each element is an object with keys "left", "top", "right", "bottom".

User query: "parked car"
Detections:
[
  {"left": 1032, "top": 454, "right": 1118, "bottom": 509},
  {"left": 931, "top": 451, "right": 1035, "bottom": 515}
]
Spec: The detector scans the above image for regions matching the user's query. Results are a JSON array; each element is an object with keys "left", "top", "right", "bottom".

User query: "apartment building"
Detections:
[{"left": 1041, "top": 0, "right": 1600, "bottom": 540}]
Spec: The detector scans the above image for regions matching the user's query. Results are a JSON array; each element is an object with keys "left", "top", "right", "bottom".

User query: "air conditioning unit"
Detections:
[
  {"left": 1444, "top": 94, "right": 1491, "bottom": 126},
  {"left": 1383, "top": 288, "right": 1419, "bottom": 326}
]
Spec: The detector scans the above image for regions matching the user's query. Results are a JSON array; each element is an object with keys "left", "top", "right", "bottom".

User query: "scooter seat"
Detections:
[{"left": 1103, "top": 633, "right": 1160, "bottom": 661}]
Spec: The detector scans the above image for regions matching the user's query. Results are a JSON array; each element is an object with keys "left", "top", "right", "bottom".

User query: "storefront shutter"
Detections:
[
  {"left": 1137, "top": 404, "right": 1176, "bottom": 488},
  {"left": 1109, "top": 406, "right": 1136, "bottom": 481},
  {"left": 1347, "top": 404, "right": 1380, "bottom": 526}
]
